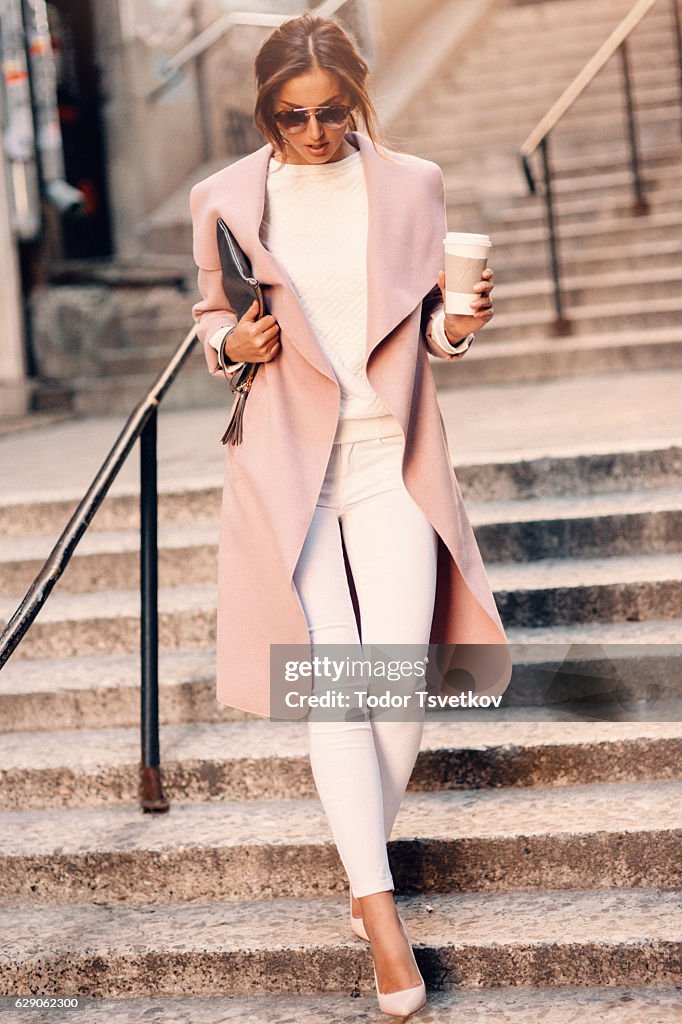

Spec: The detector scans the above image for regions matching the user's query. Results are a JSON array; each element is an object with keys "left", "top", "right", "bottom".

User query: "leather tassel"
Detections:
[
  {"left": 221, "top": 393, "right": 247, "bottom": 446},
  {"left": 219, "top": 364, "right": 257, "bottom": 446}
]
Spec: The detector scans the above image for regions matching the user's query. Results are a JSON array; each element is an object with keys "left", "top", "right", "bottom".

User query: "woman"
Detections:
[{"left": 190, "top": 12, "right": 511, "bottom": 1018}]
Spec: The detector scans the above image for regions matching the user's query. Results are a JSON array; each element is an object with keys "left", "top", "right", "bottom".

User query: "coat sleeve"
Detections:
[
  {"left": 189, "top": 181, "right": 242, "bottom": 379},
  {"left": 419, "top": 163, "right": 468, "bottom": 362}
]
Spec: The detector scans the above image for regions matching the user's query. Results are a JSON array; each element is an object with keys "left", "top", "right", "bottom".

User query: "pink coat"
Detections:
[{"left": 190, "top": 130, "right": 511, "bottom": 718}]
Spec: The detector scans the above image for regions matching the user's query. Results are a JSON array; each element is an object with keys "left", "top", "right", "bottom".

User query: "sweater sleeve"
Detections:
[
  {"left": 429, "top": 309, "right": 475, "bottom": 356},
  {"left": 208, "top": 325, "right": 246, "bottom": 373},
  {"left": 189, "top": 182, "right": 243, "bottom": 381}
]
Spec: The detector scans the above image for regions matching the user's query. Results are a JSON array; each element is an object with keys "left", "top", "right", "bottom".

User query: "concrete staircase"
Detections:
[
  {"left": 1, "top": 431, "right": 681, "bottom": 1016},
  {"left": 31, "top": 0, "right": 682, "bottom": 413},
  {"left": 2, "top": 0, "right": 681, "bottom": 1018}
]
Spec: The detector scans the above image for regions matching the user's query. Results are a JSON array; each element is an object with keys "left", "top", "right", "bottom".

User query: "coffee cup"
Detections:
[{"left": 443, "top": 232, "right": 492, "bottom": 316}]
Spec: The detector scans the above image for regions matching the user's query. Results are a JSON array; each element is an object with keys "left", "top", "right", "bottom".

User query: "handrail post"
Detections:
[
  {"left": 540, "top": 136, "right": 571, "bottom": 335},
  {"left": 672, "top": 0, "right": 682, "bottom": 141},
  {"left": 139, "top": 403, "right": 169, "bottom": 813},
  {"left": 619, "top": 40, "right": 649, "bottom": 214}
]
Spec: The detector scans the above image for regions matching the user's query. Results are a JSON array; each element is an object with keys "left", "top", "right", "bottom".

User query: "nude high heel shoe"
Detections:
[
  {"left": 372, "top": 916, "right": 426, "bottom": 1019},
  {"left": 349, "top": 891, "right": 370, "bottom": 941}
]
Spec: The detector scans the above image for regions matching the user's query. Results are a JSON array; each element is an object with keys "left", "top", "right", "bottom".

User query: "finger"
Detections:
[
  {"left": 241, "top": 299, "right": 260, "bottom": 321},
  {"left": 470, "top": 296, "right": 493, "bottom": 310},
  {"left": 482, "top": 268, "right": 494, "bottom": 279},
  {"left": 260, "top": 322, "right": 280, "bottom": 340}
]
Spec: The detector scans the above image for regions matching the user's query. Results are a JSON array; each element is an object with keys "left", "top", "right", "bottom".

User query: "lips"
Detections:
[{"left": 307, "top": 142, "right": 329, "bottom": 152}]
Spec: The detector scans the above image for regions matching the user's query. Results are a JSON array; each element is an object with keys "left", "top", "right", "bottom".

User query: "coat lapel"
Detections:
[{"left": 218, "top": 130, "right": 441, "bottom": 383}]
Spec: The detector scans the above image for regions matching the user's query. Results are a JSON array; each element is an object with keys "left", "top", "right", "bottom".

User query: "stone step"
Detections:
[
  {"left": 1, "top": 888, "right": 678, "bottom": 996},
  {"left": 428, "top": 131, "right": 675, "bottom": 187},
  {"left": 456, "top": 442, "right": 682, "bottom": 502},
  {"left": 491, "top": 226, "right": 682, "bottom": 265},
  {"left": 1, "top": 666, "right": 681, "bottom": 776},
  {"left": 409, "top": 83, "right": 681, "bottom": 145},
  {"left": 469, "top": 190, "right": 682, "bottom": 240},
  {"left": 491, "top": 185, "right": 682, "bottom": 228},
  {"left": 471, "top": 485, "right": 682, "bottom": 561},
  {"left": 485, "top": 165, "right": 682, "bottom": 218},
  {"left": 8, "top": 987, "right": 680, "bottom": 1024},
  {"left": 431, "top": 329, "right": 682, "bottom": 387},
  {"left": 493, "top": 265, "right": 682, "bottom": 315},
  {"left": 420, "top": 63, "right": 677, "bottom": 121},
  {"left": 490, "top": 167, "right": 681, "bottom": 221},
  {"left": 489, "top": 552, "right": 682, "bottom": 627},
  {"left": 410, "top": 105, "right": 678, "bottom": 159},
  {"left": 430, "top": 41, "right": 679, "bottom": 107},
  {"left": 0, "top": 521, "right": 219, "bottom": 596},
  {"left": 2, "top": 550, "right": 681, "bottom": 657},
  {"left": 1, "top": 443, "right": 679, "bottom": 540},
  {"left": 2, "top": 484, "right": 680, "bottom": 597},
  {"left": 478, "top": 295, "right": 682, "bottom": 341},
  {"left": 443, "top": 27, "right": 676, "bottom": 77},
  {"left": 1, "top": 781, "right": 680, "bottom": 903},
  {"left": 491, "top": 0, "right": 663, "bottom": 27},
  {"left": 543, "top": 142, "right": 682, "bottom": 181},
  {"left": 1, "top": 625, "right": 681, "bottom": 732},
  {"left": 505, "top": 617, "right": 682, "bottom": 644},
  {"left": 0, "top": 584, "right": 217, "bottom": 661}
]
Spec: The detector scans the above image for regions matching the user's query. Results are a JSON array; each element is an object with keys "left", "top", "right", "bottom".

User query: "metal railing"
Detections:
[
  {"left": 519, "top": 0, "right": 682, "bottom": 332},
  {"left": 0, "top": 326, "right": 199, "bottom": 813}
]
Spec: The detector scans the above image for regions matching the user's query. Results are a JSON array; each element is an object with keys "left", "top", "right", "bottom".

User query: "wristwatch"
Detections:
[{"left": 217, "top": 325, "right": 239, "bottom": 372}]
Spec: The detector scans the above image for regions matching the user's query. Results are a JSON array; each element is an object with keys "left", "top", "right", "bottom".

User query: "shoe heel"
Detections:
[{"left": 372, "top": 917, "right": 426, "bottom": 1019}]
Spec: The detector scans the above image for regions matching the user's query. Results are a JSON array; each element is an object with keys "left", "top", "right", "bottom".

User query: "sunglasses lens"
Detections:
[
  {"left": 275, "top": 105, "right": 350, "bottom": 132},
  {"left": 318, "top": 105, "right": 350, "bottom": 127},
  {"left": 276, "top": 111, "right": 307, "bottom": 132}
]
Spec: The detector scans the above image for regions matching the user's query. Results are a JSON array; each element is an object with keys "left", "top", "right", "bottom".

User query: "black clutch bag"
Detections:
[{"left": 216, "top": 217, "right": 267, "bottom": 445}]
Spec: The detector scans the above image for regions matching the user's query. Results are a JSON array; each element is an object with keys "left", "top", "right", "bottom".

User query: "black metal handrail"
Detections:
[
  {"left": 0, "top": 325, "right": 200, "bottom": 813},
  {"left": 519, "top": 0, "right": 682, "bottom": 332}
]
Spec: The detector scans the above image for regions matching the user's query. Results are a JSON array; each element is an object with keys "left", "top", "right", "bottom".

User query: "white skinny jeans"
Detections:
[{"left": 293, "top": 423, "right": 438, "bottom": 898}]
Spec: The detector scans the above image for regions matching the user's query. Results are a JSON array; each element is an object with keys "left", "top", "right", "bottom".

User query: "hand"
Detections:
[
  {"left": 437, "top": 267, "right": 495, "bottom": 343},
  {"left": 224, "top": 299, "right": 281, "bottom": 364}
]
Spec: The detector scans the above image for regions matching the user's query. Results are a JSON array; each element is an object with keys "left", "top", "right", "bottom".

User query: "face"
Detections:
[{"left": 273, "top": 67, "right": 354, "bottom": 165}]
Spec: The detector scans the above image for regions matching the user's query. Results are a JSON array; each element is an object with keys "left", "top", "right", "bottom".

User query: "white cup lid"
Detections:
[{"left": 444, "top": 232, "right": 491, "bottom": 246}]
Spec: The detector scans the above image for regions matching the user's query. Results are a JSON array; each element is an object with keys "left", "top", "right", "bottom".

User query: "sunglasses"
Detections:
[{"left": 273, "top": 104, "right": 352, "bottom": 133}]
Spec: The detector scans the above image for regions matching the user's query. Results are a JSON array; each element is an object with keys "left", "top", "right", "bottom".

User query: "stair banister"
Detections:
[
  {"left": 519, "top": 0, "right": 682, "bottom": 332},
  {"left": 0, "top": 325, "right": 200, "bottom": 814}
]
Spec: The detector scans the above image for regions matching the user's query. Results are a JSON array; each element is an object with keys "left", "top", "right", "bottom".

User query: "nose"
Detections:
[{"left": 306, "top": 112, "right": 325, "bottom": 141}]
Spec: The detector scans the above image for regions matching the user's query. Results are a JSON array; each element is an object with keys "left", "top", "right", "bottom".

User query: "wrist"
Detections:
[
  {"left": 218, "top": 326, "right": 238, "bottom": 370},
  {"left": 443, "top": 321, "right": 469, "bottom": 346}
]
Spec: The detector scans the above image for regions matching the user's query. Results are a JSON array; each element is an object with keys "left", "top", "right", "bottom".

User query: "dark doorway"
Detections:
[{"left": 49, "top": 0, "right": 113, "bottom": 257}]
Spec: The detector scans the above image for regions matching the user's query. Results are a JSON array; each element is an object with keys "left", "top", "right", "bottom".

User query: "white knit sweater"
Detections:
[{"left": 210, "top": 149, "right": 470, "bottom": 422}]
